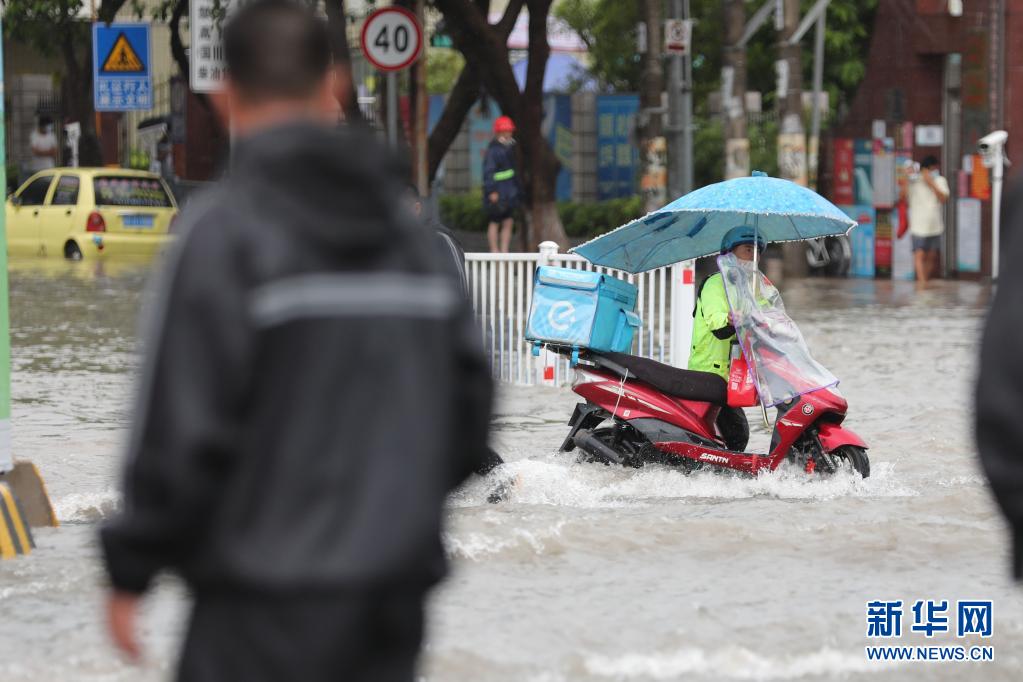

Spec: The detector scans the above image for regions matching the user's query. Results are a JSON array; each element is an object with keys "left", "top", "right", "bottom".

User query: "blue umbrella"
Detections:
[{"left": 571, "top": 171, "right": 857, "bottom": 273}]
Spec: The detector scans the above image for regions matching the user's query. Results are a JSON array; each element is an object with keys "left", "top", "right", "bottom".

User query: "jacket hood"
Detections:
[{"left": 228, "top": 122, "right": 413, "bottom": 249}]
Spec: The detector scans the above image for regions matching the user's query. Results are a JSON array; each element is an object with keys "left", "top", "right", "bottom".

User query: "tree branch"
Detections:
[
  {"left": 98, "top": 0, "right": 130, "bottom": 25},
  {"left": 427, "top": 61, "right": 480, "bottom": 182},
  {"left": 426, "top": 0, "right": 524, "bottom": 182}
]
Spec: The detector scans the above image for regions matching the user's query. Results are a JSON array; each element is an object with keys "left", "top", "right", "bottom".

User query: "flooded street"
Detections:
[{"left": 1, "top": 257, "right": 1021, "bottom": 681}]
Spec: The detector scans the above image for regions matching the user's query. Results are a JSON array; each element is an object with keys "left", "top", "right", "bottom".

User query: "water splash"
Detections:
[{"left": 452, "top": 454, "right": 916, "bottom": 510}]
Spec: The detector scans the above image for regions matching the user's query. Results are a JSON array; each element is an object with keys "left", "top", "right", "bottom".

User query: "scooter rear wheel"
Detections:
[
  {"left": 575, "top": 426, "right": 645, "bottom": 468},
  {"left": 822, "top": 445, "right": 870, "bottom": 479}
]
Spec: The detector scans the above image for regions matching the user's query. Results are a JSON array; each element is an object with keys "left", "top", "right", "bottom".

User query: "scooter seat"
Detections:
[{"left": 589, "top": 351, "right": 728, "bottom": 405}]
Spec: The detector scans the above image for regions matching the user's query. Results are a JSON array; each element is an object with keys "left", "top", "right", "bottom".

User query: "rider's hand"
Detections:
[{"left": 488, "top": 192, "right": 499, "bottom": 204}]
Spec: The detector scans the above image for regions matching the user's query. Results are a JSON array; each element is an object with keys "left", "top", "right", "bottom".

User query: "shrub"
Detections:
[{"left": 438, "top": 193, "right": 645, "bottom": 239}]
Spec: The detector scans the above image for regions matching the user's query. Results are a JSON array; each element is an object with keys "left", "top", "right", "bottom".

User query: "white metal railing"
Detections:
[{"left": 466, "top": 242, "right": 695, "bottom": 385}]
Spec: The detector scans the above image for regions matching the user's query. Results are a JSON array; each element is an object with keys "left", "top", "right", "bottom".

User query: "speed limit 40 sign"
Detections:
[{"left": 360, "top": 7, "right": 423, "bottom": 72}]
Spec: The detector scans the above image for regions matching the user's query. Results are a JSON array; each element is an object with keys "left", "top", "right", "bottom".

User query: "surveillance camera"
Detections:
[{"left": 979, "top": 130, "right": 1008, "bottom": 152}]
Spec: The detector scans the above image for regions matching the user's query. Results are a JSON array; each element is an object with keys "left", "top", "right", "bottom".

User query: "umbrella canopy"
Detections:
[{"left": 571, "top": 172, "right": 857, "bottom": 273}]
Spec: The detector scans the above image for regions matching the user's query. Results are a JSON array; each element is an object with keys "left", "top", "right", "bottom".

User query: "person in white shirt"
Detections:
[
  {"left": 899, "top": 155, "right": 949, "bottom": 284},
  {"left": 29, "top": 115, "right": 58, "bottom": 173}
]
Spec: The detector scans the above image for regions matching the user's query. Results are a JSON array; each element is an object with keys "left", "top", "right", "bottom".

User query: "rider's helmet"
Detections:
[{"left": 720, "top": 225, "right": 767, "bottom": 254}]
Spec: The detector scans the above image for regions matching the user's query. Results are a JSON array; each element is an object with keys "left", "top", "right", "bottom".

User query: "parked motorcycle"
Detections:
[{"left": 806, "top": 235, "right": 852, "bottom": 276}]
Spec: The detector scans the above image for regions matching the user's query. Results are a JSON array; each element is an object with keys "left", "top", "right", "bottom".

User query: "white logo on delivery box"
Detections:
[{"left": 548, "top": 301, "right": 576, "bottom": 332}]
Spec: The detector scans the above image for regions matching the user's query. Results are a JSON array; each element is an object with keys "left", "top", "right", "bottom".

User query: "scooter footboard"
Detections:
[{"left": 817, "top": 422, "right": 867, "bottom": 452}]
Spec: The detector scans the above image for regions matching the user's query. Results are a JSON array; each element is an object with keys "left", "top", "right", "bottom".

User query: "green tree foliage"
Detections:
[
  {"left": 427, "top": 48, "right": 466, "bottom": 95},
  {"left": 3, "top": 0, "right": 127, "bottom": 167},
  {"left": 554, "top": 0, "right": 640, "bottom": 92},
  {"left": 555, "top": 0, "right": 875, "bottom": 115}
]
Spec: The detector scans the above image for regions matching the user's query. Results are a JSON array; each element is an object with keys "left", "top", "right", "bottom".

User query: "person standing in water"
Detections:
[{"left": 483, "top": 116, "right": 521, "bottom": 253}]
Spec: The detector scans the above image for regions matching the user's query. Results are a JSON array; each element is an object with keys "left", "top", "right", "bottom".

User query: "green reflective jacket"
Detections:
[{"left": 689, "top": 273, "right": 733, "bottom": 379}]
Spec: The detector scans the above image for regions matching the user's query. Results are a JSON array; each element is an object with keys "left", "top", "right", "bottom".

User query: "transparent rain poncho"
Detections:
[{"left": 717, "top": 252, "right": 838, "bottom": 407}]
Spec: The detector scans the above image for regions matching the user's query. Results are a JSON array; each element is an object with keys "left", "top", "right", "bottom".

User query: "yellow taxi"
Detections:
[{"left": 5, "top": 168, "right": 178, "bottom": 259}]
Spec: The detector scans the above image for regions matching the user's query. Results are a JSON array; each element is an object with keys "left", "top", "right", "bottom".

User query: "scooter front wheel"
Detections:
[{"left": 820, "top": 445, "right": 870, "bottom": 479}]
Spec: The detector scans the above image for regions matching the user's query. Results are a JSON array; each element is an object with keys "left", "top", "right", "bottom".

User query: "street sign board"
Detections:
[
  {"left": 361, "top": 7, "right": 423, "bottom": 72},
  {"left": 664, "top": 19, "right": 691, "bottom": 55},
  {"left": 92, "top": 23, "right": 152, "bottom": 111},
  {"left": 190, "top": 0, "right": 236, "bottom": 92}
]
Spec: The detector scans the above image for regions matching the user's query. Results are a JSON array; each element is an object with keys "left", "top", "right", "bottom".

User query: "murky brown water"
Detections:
[{"left": 0, "top": 258, "right": 1020, "bottom": 681}]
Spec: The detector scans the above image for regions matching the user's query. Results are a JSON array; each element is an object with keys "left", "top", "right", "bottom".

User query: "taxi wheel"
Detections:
[{"left": 63, "top": 241, "right": 83, "bottom": 261}]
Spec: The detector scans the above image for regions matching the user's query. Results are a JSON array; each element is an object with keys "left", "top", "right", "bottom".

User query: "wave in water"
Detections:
[
  {"left": 452, "top": 455, "right": 916, "bottom": 509},
  {"left": 53, "top": 489, "right": 120, "bottom": 523},
  {"left": 584, "top": 646, "right": 899, "bottom": 679}
]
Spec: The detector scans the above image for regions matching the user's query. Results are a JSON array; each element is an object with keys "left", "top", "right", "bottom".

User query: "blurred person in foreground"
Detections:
[
  {"left": 898, "top": 155, "right": 949, "bottom": 284},
  {"left": 99, "top": 2, "right": 493, "bottom": 680},
  {"left": 483, "top": 116, "right": 521, "bottom": 253},
  {"left": 976, "top": 175, "right": 1023, "bottom": 582}
]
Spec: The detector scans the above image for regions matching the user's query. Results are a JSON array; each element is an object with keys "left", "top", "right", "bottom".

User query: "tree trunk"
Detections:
[
  {"left": 522, "top": 0, "right": 566, "bottom": 248},
  {"left": 434, "top": 0, "right": 567, "bottom": 249},
  {"left": 170, "top": 0, "right": 217, "bottom": 119},
  {"left": 59, "top": 23, "right": 102, "bottom": 166},
  {"left": 427, "top": 62, "right": 480, "bottom": 182},
  {"left": 723, "top": 0, "right": 749, "bottom": 180},
  {"left": 778, "top": 0, "right": 808, "bottom": 277},
  {"left": 639, "top": 0, "right": 666, "bottom": 212}
]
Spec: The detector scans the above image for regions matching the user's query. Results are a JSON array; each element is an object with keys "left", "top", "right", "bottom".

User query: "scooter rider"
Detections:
[{"left": 690, "top": 226, "right": 766, "bottom": 451}]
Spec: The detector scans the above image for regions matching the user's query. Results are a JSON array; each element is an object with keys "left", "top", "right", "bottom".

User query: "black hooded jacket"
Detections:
[
  {"left": 976, "top": 173, "right": 1023, "bottom": 581},
  {"left": 101, "top": 123, "right": 493, "bottom": 594}
]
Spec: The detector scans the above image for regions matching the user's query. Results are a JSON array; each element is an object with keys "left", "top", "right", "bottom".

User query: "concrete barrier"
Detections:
[
  {"left": 0, "top": 461, "right": 58, "bottom": 529},
  {"left": 0, "top": 482, "right": 34, "bottom": 558}
]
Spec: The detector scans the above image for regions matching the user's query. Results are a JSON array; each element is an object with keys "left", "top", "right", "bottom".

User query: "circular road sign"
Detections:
[{"left": 360, "top": 7, "right": 423, "bottom": 72}]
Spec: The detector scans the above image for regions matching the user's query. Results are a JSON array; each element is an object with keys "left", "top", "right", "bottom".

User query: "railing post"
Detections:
[
  {"left": 538, "top": 240, "right": 559, "bottom": 265},
  {"left": 535, "top": 241, "right": 561, "bottom": 386},
  {"left": 669, "top": 260, "right": 696, "bottom": 368}
]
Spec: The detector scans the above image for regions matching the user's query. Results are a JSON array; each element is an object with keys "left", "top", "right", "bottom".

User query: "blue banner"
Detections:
[
  {"left": 842, "top": 205, "right": 876, "bottom": 278},
  {"left": 596, "top": 94, "right": 639, "bottom": 200},
  {"left": 544, "top": 95, "right": 573, "bottom": 202},
  {"left": 853, "top": 139, "right": 873, "bottom": 206},
  {"left": 93, "top": 23, "right": 152, "bottom": 112}
]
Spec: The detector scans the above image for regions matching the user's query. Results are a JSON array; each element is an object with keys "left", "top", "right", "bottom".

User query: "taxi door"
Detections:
[
  {"left": 37, "top": 174, "right": 83, "bottom": 258},
  {"left": 5, "top": 173, "right": 55, "bottom": 256}
]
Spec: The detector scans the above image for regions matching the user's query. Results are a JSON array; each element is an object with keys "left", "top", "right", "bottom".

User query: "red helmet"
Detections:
[{"left": 493, "top": 116, "right": 516, "bottom": 134}]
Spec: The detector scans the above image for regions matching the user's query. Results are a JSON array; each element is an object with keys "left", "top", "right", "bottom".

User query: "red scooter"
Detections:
[{"left": 559, "top": 342, "right": 870, "bottom": 478}]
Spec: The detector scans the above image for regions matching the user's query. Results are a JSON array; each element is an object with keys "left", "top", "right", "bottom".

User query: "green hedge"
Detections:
[{"left": 438, "top": 194, "right": 645, "bottom": 238}]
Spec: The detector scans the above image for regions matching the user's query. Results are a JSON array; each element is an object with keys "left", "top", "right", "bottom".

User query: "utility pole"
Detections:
[
  {"left": 777, "top": 0, "right": 808, "bottom": 276},
  {"left": 639, "top": 0, "right": 666, "bottom": 212},
  {"left": 414, "top": 0, "right": 429, "bottom": 197},
  {"left": 722, "top": 0, "right": 748, "bottom": 179},
  {"left": 667, "top": 0, "right": 693, "bottom": 198}
]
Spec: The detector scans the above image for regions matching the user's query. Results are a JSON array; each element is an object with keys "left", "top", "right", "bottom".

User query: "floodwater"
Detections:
[{"left": 1, "top": 257, "right": 1020, "bottom": 681}]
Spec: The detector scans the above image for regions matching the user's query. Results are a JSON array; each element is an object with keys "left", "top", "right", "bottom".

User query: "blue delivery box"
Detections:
[{"left": 525, "top": 266, "right": 641, "bottom": 356}]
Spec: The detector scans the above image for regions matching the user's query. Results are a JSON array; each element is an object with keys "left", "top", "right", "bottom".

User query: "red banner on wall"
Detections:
[{"left": 832, "top": 138, "right": 855, "bottom": 205}]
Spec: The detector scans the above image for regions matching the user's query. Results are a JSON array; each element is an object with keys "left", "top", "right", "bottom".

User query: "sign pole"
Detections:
[
  {"left": 414, "top": 0, "right": 429, "bottom": 196},
  {"left": 0, "top": 16, "right": 10, "bottom": 475},
  {"left": 387, "top": 72, "right": 398, "bottom": 150},
  {"left": 0, "top": 14, "right": 57, "bottom": 542},
  {"left": 359, "top": 6, "right": 423, "bottom": 152}
]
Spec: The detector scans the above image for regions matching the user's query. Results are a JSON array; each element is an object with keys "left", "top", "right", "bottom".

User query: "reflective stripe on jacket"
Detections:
[{"left": 482, "top": 140, "right": 520, "bottom": 205}]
